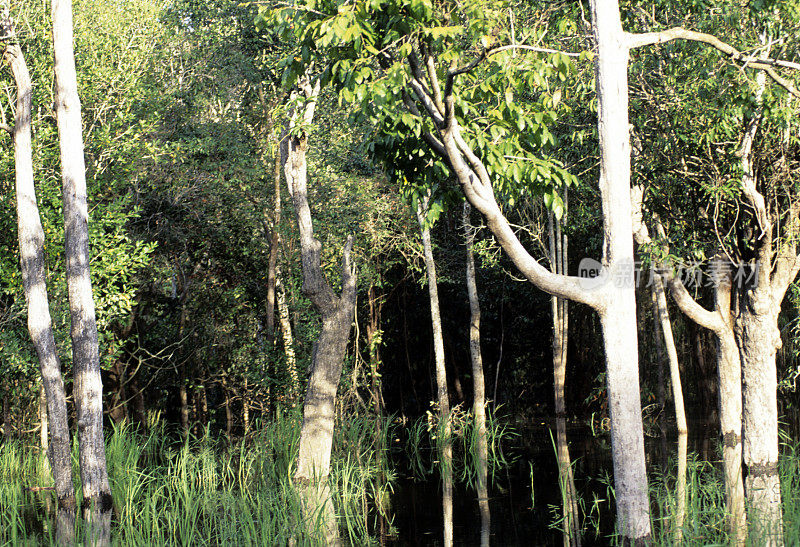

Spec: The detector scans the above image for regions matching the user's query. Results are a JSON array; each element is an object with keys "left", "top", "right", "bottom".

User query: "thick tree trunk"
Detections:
[
  {"left": 590, "top": 4, "right": 650, "bottom": 541},
  {"left": 416, "top": 195, "right": 453, "bottom": 547},
  {"left": 285, "top": 74, "right": 357, "bottom": 543},
  {"left": 463, "top": 203, "right": 490, "bottom": 547},
  {"left": 651, "top": 275, "right": 687, "bottom": 544},
  {"left": 52, "top": 0, "right": 112, "bottom": 526},
  {"left": 3, "top": 23, "right": 76, "bottom": 512},
  {"left": 736, "top": 288, "right": 783, "bottom": 544}
]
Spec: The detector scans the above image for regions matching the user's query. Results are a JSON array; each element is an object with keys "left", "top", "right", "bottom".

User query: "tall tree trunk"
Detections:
[
  {"left": 3, "top": 19, "right": 76, "bottom": 512},
  {"left": 463, "top": 202, "right": 491, "bottom": 547},
  {"left": 416, "top": 195, "right": 453, "bottom": 547},
  {"left": 590, "top": 4, "right": 650, "bottom": 540},
  {"left": 285, "top": 73, "right": 357, "bottom": 543},
  {"left": 265, "top": 132, "right": 282, "bottom": 340},
  {"left": 39, "top": 383, "right": 49, "bottom": 457},
  {"left": 366, "top": 283, "right": 388, "bottom": 541},
  {"left": 52, "top": 0, "right": 112, "bottom": 526},
  {"left": 717, "top": 304, "right": 746, "bottom": 545},
  {"left": 547, "top": 200, "right": 580, "bottom": 547},
  {"left": 651, "top": 275, "right": 687, "bottom": 544}
]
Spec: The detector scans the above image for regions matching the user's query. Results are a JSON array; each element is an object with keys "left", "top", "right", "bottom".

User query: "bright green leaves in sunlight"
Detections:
[{"left": 257, "top": 0, "right": 581, "bottom": 223}]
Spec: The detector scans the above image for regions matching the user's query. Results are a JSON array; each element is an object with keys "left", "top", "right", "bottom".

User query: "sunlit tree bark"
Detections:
[
  {"left": 416, "top": 194, "right": 453, "bottom": 547},
  {"left": 2, "top": 17, "right": 76, "bottom": 514}
]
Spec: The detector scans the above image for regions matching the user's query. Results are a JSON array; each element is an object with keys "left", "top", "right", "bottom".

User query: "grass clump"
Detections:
[{"left": 0, "top": 410, "right": 393, "bottom": 545}]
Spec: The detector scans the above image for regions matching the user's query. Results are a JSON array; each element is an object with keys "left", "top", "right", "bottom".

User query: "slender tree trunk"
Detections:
[
  {"left": 417, "top": 195, "right": 453, "bottom": 547},
  {"left": 265, "top": 132, "right": 282, "bottom": 340},
  {"left": 651, "top": 275, "right": 687, "bottom": 544},
  {"left": 463, "top": 202, "right": 491, "bottom": 547},
  {"left": 3, "top": 20, "right": 76, "bottom": 513},
  {"left": 367, "top": 283, "right": 388, "bottom": 541},
  {"left": 242, "top": 377, "right": 250, "bottom": 438},
  {"left": 276, "top": 268, "right": 299, "bottom": 402},
  {"left": 52, "top": 0, "right": 111, "bottom": 528},
  {"left": 547, "top": 200, "right": 580, "bottom": 547},
  {"left": 222, "top": 375, "right": 233, "bottom": 439},
  {"left": 285, "top": 73, "right": 357, "bottom": 543}
]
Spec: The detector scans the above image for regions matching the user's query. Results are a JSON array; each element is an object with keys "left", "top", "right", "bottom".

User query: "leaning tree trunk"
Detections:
[
  {"left": 463, "top": 202, "right": 490, "bottom": 547},
  {"left": 651, "top": 275, "right": 687, "bottom": 544},
  {"left": 52, "top": 0, "right": 112, "bottom": 528},
  {"left": 3, "top": 23, "right": 76, "bottom": 512},
  {"left": 285, "top": 74, "right": 357, "bottom": 544},
  {"left": 417, "top": 195, "right": 453, "bottom": 547}
]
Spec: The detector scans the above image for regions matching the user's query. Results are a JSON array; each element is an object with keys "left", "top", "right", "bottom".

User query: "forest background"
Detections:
[{"left": 1, "top": 0, "right": 800, "bottom": 545}]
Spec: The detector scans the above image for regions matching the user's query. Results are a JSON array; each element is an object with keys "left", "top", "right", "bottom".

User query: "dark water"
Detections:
[{"left": 385, "top": 419, "right": 719, "bottom": 546}]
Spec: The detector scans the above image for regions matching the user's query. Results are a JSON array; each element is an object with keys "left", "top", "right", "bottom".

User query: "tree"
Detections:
[
  {"left": 1, "top": 13, "right": 75, "bottom": 514},
  {"left": 416, "top": 192, "right": 453, "bottom": 547},
  {"left": 463, "top": 201, "right": 490, "bottom": 547},
  {"left": 284, "top": 70, "right": 358, "bottom": 541},
  {"left": 263, "top": 0, "right": 652, "bottom": 540},
  {"left": 51, "top": 0, "right": 112, "bottom": 524}
]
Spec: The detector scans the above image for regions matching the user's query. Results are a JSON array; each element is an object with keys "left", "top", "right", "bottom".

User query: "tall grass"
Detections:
[
  {"left": 0, "top": 410, "right": 393, "bottom": 545},
  {"left": 403, "top": 403, "right": 518, "bottom": 487},
  {"left": 573, "top": 442, "right": 800, "bottom": 545}
]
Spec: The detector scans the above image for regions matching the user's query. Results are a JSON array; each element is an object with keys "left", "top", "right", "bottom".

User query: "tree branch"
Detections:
[
  {"left": 631, "top": 186, "right": 724, "bottom": 332},
  {"left": 625, "top": 27, "right": 800, "bottom": 97}
]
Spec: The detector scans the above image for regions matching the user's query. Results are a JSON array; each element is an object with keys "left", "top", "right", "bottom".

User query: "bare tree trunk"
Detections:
[
  {"left": 242, "top": 377, "right": 250, "bottom": 438},
  {"left": 366, "top": 283, "right": 388, "bottom": 541},
  {"left": 651, "top": 275, "right": 687, "bottom": 544},
  {"left": 3, "top": 19, "right": 76, "bottom": 514},
  {"left": 222, "top": 375, "right": 233, "bottom": 438},
  {"left": 589, "top": 5, "right": 651, "bottom": 540},
  {"left": 547, "top": 200, "right": 580, "bottom": 547},
  {"left": 39, "top": 383, "right": 49, "bottom": 456},
  {"left": 633, "top": 191, "right": 746, "bottom": 544},
  {"left": 736, "top": 287, "right": 783, "bottom": 544},
  {"left": 276, "top": 268, "right": 299, "bottom": 402},
  {"left": 52, "top": 0, "right": 112, "bottom": 531},
  {"left": 463, "top": 202, "right": 490, "bottom": 547},
  {"left": 417, "top": 195, "right": 452, "bottom": 547},
  {"left": 285, "top": 73, "right": 357, "bottom": 543},
  {"left": 265, "top": 133, "right": 282, "bottom": 340}
]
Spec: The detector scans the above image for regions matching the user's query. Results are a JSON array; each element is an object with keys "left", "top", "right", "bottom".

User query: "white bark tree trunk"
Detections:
[
  {"left": 3, "top": 22, "right": 76, "bottom": 513},
  {"left": 463, "top": 202, "right": 490, "bottom": 547},
  {"left": 651, "top": 275, "right": 687, "bottom": 544},
  {"left": 547, "top": 200, "right": 580, "bottom": 547},
  {"left": 417, "top": 195, "right": 453, "bottom": 547},
  {"left": 52, "top": 0, "right": 112, "bottom": 527}
]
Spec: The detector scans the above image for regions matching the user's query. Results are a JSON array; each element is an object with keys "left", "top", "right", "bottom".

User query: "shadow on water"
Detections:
[{"left": 386, "top": 418, "right": 720, "bottom": 546}]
